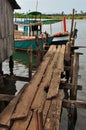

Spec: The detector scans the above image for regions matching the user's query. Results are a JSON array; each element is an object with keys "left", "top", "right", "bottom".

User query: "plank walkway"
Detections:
[{"left": 0, "top": 42, "right": 85, "bottom": 130}]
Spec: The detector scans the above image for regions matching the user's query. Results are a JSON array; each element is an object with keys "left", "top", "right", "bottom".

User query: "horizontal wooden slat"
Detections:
[
  {"left": 0, "top": 94, "right": 14, "bottom": 101},
  {"left": 63, "top": 99, "right": 86, "bottom": 109}
]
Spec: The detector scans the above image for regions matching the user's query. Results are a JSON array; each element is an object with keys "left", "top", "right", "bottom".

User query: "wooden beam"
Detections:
[
  {"left": 61, "top": 83, "right": 82, "bottom": 90},
  {"left": 0, "top": 94, "right": 14, "bottom": 102},
  {"left": 63, "top": 99, "right": 86, "bottom": 109}
]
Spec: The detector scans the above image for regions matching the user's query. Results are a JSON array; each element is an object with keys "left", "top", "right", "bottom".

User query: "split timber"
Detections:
[{"left": 0, "top": 41, "right": 86, "bottom": 130}]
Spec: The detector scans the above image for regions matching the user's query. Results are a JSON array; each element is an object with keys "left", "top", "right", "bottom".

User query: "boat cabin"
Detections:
[
  {"left": 28, "top": 11, "right": 42, "bottom": 36},
  {"left": 0, "top": 0, "right": 20, "bottom": 63}
]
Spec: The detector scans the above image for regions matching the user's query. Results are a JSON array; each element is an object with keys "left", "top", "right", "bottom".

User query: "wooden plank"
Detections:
[
  {"left": 43, "top": 100, "right": 51, "bottom": 126},
  {"left": 64, "top": 83, "right": 82, "bottom": 90},
  {"left": 37, "top": 111, "right": 43, "bottom": 130},
  {"left": 31, "top": 46, "right": 62, "bottom": 110},
  {"left": 10, "top": 111, "right": 32, "bottom": 130},
  {"left": 0, "top": 94, "right": 21, "bottom": 127},
  {"left": 47, "top": 69, "right": 61, "bottom": 99},
  {"left": 47, "top": 45, "right": 65, "bottom": 99},
  {"left": 0, "top": 127, "right": 8, "bottom": 130},
  {"left": 27, "top": 111, "right": 38, "bottom": 130},
  {"left": 0, "top": 94, "right": 14, "bottom": 101},
  {"left": 44, "top": 90, "right": 64, "bottom": 130},
  {"left": 57, "top": 45, "right": 65, "bottom": 71},
  {"left": 63, "top": 99, "right": 86, "bottom": 109},
  {"left": 0, "top": 84, "right": 27, "bottom": 127},
  {"left": 11, "top": 46, "right": 56, "bottom": 120}
]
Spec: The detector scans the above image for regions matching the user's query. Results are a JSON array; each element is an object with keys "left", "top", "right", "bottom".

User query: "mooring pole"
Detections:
[
  {"left": 69, "top": 8, "right": 75, "bottom": 41},
  {"left": 35, "top": 36, "right": 41, "bottom": 66},
  {"left": 28, "top": 46, "right": 32, "bottom": 81},
  {"left": 68, "top": 103, "right": 77, "bottom": 130}
]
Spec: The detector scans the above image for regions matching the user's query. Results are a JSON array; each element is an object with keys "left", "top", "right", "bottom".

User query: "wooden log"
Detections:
[{"left": 63, "top": 99, "right": 86, "bottom": 109}]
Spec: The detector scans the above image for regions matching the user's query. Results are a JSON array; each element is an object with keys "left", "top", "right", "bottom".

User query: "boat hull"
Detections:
[{"left": 14, "top": 37, "right": 53, "bottom": 51}]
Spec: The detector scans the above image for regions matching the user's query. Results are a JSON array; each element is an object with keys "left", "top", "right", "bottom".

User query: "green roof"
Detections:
[
  {"left": 42, "top": 19, "right": 61, "bottom": 24},
  {"left": 29, "top": 11, "right": 42, "bottom": 16}
]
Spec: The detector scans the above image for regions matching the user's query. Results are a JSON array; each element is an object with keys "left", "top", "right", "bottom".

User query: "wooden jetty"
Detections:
[
  {"left": 0, "top": 38, "right": 86, "bottom": 130},
  {"left": 0, "top": 4, "right": 86, "bottom": 130}
]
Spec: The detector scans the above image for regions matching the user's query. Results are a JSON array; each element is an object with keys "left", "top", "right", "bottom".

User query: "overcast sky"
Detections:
[{"left": 15, "top": 0, "right": 86, "bottom": 14}]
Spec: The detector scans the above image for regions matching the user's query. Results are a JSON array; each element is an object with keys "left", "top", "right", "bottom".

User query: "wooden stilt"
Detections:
[
  {"left": 9, "top": 56, "right": 14, "bottom": 75},
  {"left": 36, "top": 36, "right": 41, "bottom": 66},
  {"left": 28, "top": 46, "right": 32, "bottom": 81}
]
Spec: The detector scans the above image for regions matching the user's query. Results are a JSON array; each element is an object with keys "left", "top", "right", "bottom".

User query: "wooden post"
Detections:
[
  {"left": 69, "top": 8, "right": 75, "bottom": 41},
  {"left": 9, "top": 56, "right": 14, "bottom": 75},
  {"left": 35, "top": 36, "right": 41, "bottom": 66},
  {"left": 28, "top": 46, "right": 32, "bottom": 80},
  {"left": 0, "top": 52, "right": 3, "bottom": 75},
  {"left": 70, "top": 53, "right": 79, "bottom": 100}
]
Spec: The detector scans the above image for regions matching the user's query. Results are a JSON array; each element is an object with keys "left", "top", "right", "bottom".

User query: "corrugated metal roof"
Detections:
[{"left": 8, "top": 0, "right": 21, "bottom": 9}]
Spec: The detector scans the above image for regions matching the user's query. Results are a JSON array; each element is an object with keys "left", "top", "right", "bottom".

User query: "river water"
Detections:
[{"left": 2, "top": 19, "right": 86, "bottom": 129}]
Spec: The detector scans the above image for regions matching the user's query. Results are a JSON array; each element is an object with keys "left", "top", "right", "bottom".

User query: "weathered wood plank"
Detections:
[
  {"left": 11, "top": 45, "right": 56, "bottom": 120},
  {"left": 47, "top": 45, "right": 65, "bottom": 99},
  {"left": 31, "top": 46, "right": 61, "bottom": 110},
  {"left": 44, "top": 90, "right": 64, "bottom": 130},
  {"left": 10, "top": 112, "right": 32, "bottom": 130},
  {"left": 0, "top": 127, "right": 8, "bottom": 130},
  {"left": 43, "top": 100, "right": 51, "bottom": 126},
  {"left": 37, "top": 111, "right": 43, "bottom": 130},
  {"left": 0, "top": 84, "right": 27, "bottom": 127},
  {"left": 63, "top": 99, "right": 86, "bottom": 109},
  {"left": 0, "top": 94, "right": 21, "bottom": 127},
  {"left": 27, "top": 111, "right": 38, "bottom": 130},
  {"left": 0, "top": 94, "right": 14, "bottom": 101}
]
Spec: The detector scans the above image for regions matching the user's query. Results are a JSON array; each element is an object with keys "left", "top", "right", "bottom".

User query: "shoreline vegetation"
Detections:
[{"left": 14, "top": 12, "right": 86, "bottom": 19}]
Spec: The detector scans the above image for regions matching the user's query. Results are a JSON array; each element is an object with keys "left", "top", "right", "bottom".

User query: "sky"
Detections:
[{"left": 15, "top": 0, "right": 86, "bottom": 14}]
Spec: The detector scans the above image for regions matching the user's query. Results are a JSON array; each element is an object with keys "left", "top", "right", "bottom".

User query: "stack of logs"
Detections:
[{"left": 0, "top": 45, "right": 66, "bottom": 130}]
